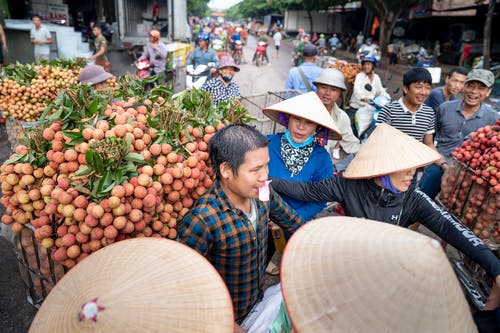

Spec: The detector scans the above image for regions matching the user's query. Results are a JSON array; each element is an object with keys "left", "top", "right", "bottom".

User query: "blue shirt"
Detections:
[
  {"left": 267, "top": 134, "right": 333, "bottom": 221},
  {"left": 425, "top": 87, "right": 456, "bottom": 111},
  {"left": 285, "top": 62, "right": 323, "bottom": 94},
  {"left": 330, "top": 37, "right": 340, "bottom": 48},
  {"left": 436, "top": 100, "right": 499, "bottom": 160},
  {"left": 186, "top": 46, "right": 219, "bottom": 68}
]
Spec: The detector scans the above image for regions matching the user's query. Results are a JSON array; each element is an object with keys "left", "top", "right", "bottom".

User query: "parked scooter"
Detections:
[
  {"left": 355, "top": 93, "right": 391, "bottom": 141},
  {"left": 185, "top": 62, "right": 215, "bottom": 89}
]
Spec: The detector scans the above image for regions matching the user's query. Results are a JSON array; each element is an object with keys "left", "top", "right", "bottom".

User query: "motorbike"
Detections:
[
  {"left": 354, "top": 93, "right": 391, "bottom": 141},
  {"left": 356, "top": 44, "right": 381, "bottom": 64},
  {"left": 232, "top": 40, "right": 243, "bottom": 65},
  {"left": 254, "top": 41, "right": 268, "bottom": 67},
  {"left": 135, "top": 59, "right": 153, "bottom": 80},
  {"left": 185, "top": 62, "right": 215, "bottom": 89},
  {"left": 400, "top": 44, "right": 420, "bottom": 66}
]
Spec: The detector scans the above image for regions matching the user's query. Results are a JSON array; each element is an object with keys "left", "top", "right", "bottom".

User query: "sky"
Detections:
[{"left": 208, "top": 0, "right": 242, "bottom": 10}]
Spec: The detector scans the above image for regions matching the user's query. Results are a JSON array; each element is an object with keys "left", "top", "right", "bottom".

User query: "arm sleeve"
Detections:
[
  {"left": 376, "top": 105, "right": 391, "bottom": 125},
  {"left": 374, "top": 76, "right": 389, "bottom": 98},
  {"left": 139, "top": 45, "right": 149, "bottom": 61},
  {"left": 269, "top": 189, "right": 305, "bottom": 235},
  {"left": 294, "top": 153, "right": 334, "bottom": 220},
  {"left": 411, "top": 190, "right": 500, "bottom": 278},
  {"left": 426, "top": 112, "right": 436, "bottom": 134},
  {"left": 271, "top": 176, "right": 343, "bottom": 204},
  {"left": 338, "top": 112, "right": 361, "bottom": 154},
  {"left": 349, "top": 74, "right": 364, "bottom": 106},
  {"left": 158, "top": 44, "right": 168, "bottom": 58},
  {"left": 284, "top": 69, "right": 295, "bottom": 90},
  {"left": 177, "top": 214, "right": 212, "bottom": 257}
]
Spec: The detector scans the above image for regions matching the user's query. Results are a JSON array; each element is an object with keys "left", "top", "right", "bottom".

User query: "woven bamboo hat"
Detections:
[
  {"left": 280, "top": 216, "right": 476, "bottom": 333},
  {"left": 29, "top": 238, "right": 234, "bottom": 333},
  {"left": 343, "top": 123, "right": 440, "bottom": 179},
  {"left": 262, "top": 91, "right": 342, "bottom": 140}
]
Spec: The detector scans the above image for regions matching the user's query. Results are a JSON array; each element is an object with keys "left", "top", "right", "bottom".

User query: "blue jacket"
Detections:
[
  {"left": 285, "top": 62, "right": 323, "bottom": 93},
  {"left": 187, "top": 46, "right": 219, "bottom": 68},
  {"left": 267, "top": 133, "right": 334, "bottom": 221}
]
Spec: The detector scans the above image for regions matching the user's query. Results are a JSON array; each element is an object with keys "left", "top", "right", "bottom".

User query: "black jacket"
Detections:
[{"left": 271, "top": 176, "right": 500, "bottom": 278}]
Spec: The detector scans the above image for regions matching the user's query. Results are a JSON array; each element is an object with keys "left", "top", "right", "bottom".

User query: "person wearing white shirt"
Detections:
[
  {"left": 349, "top": 56, "right": 389, "bottom": 137},
  {"left": 30, "top": 15, "right": 53, "bottom": 63},
  {"left": 313, "top": 68, "right": 361, "bottom": 170}
]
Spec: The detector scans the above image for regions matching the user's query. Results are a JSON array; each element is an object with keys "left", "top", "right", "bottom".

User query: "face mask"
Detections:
[
  {"left": 221, "top": 75, "right": 233, "bottom": 83},
  {"left": 284, "top": 130, "right": 315, "bottom": 148}
]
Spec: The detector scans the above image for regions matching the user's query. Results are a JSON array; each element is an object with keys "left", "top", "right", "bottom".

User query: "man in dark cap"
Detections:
[{"left": 285, "top": 44, "right": 322, "bottom": 94}]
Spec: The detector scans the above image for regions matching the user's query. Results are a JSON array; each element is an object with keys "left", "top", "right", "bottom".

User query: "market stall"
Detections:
[{"left": 0, "top": 65, "right": 254, "bottom": 306}]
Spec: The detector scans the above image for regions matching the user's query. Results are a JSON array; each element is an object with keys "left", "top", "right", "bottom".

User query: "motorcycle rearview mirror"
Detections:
[{"left": 364, "top": 83, "right": 373, "bottom": 92}]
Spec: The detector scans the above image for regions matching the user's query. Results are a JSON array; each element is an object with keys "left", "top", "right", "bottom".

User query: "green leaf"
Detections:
[
  {"left": 94, "top": 152, "right": 104, "bottom": 175},
  {"left": 125, "top": 152, "right": 145, "bottom": 163},
  {"left": 85, "top": 150, "right": 94, "bottom": 168},
  {"left": 4, "top": 154, "right": 25, "bottom": 164},
  {"left": 75, "top": 165, "right": 92, "bottom": 176}
]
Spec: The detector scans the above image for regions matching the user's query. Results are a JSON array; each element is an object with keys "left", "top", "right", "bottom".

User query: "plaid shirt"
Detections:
[{"left": 178, "top": 180, "right": 304, "bottom": 321}]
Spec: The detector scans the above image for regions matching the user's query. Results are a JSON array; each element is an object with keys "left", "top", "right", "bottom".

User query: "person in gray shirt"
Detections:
[
  {"left": 419, "top": 69, "right": 499, "bottom": 199},
  {"left": 30, "top": 15, "right": 52, "bottom": 63}
]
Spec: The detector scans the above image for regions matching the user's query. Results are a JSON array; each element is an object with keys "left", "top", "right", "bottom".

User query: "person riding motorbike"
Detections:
[
  {"left": 357, "top": 37, "right": 380, "bottom": 63},
  {"left": 252, "top": 31, "right": 269, "bottom": 65},
  {"left": 348, "top": 56, "right": 389, "bottom": 137},
  {"left": 228, "top": 27, "right": 243, "bottom": 60},
  {"left": 136, "top": 29, "right": 168, "bottom": 84},
  {"left": 186, "top": 32, "right": 219, "bottom": 78}
]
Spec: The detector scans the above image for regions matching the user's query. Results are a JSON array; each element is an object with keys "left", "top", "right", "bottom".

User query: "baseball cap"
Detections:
[
  {"left": 465, "top": 69, "right": 494, "bottom": 88},
  {"left": 302, "top": 44, "right": 318, "bottom": 57}
]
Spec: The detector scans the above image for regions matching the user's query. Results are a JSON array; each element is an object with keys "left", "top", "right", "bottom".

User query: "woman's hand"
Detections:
[{"left": 482, "top": 277, "right": 500, "bottom": 310}]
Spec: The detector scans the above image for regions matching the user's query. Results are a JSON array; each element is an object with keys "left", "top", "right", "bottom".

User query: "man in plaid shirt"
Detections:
[{"left": 178, "top": 124, "right": 304, "bottom": 330}]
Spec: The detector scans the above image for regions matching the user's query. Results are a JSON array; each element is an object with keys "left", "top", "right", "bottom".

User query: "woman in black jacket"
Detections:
[{"left": 271, "top": 123, "right": 500, "bottom": 302}]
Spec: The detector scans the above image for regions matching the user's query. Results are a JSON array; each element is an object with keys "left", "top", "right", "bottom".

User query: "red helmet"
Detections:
[{"left": 150, "top": 30, "right": 160, "bottom": 38}]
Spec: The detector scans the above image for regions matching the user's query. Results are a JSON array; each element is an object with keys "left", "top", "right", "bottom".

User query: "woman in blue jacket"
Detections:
[
  {"left": 263, "top": 92, "right": 342, "bottom": 221},
  {"left": 262, "top": 92, "right": 342, "bottom": 272}
]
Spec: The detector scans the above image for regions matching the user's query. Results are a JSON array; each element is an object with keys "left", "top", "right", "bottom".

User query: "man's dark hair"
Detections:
[
  {"left": 403, "top": 68, "right": 432, "bottom": 87},
  {"left": 31, "top": 14, "right": 41, "bottom": 20},
  {"left": 447, "top": 66, "right": 468, "bottom": 77},
  {"left": 209, "top": 124, "right": 269, "bottom": 180}
]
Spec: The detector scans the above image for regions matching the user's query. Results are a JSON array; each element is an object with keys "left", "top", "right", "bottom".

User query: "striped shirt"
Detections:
[
  {"left": 177, "top": 179, "right": 304, "bottom": 321},
  {"left": 376, "top": 97, "right": 435, "bottom": 142}
]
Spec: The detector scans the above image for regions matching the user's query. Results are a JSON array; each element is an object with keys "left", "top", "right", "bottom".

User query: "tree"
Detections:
[
  {"left": 187, "top": 0, "right": 210, "bottom": 18},
  {"left": 225, "top": 0, "right": 280, "bottom": 20},
  {"left": 363, "top": 0, "right": 428, "bottom": 55},
  {"left": 481, "top": 0, "right": 496, "bottom": 69}
]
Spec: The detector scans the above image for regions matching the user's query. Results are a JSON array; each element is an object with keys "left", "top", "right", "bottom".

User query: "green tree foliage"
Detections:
[
  {"left": 225, "top": 0, "right": 281, "bottom": 20},
  {"left": 187, "top": 0, "right": 210, "bottom": 18}
]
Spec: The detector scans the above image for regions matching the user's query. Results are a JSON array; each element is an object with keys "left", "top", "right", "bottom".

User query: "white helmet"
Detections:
[{"left": 313, "top": 68, "right": 347, "bottom": 91}]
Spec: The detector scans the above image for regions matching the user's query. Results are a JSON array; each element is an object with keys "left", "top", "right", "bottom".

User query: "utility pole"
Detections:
[{"left": 483, "top": 0, "right": 496, "bottom": 70}]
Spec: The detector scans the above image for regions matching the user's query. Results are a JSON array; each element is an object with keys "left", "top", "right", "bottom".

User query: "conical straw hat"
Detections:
[
  {"left": 262, "top": 91, "right": 342, "bottom": 140},
  {"left": 280, "top": 217, "right": 476, "bottom": 333},
  {"left": 343, "top": 123, "right": 440, "bottom": 179},
  {"left": 29, "top": 238, "right": 234, "bottom": 333}
]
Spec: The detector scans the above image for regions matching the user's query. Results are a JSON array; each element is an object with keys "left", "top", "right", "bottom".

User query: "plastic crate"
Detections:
[
  {"left": 13, "top": 225, "right": 66, "bottom": 308},
  {"left": 166, "top": 42, "right": 194, "bottom": 70}
]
